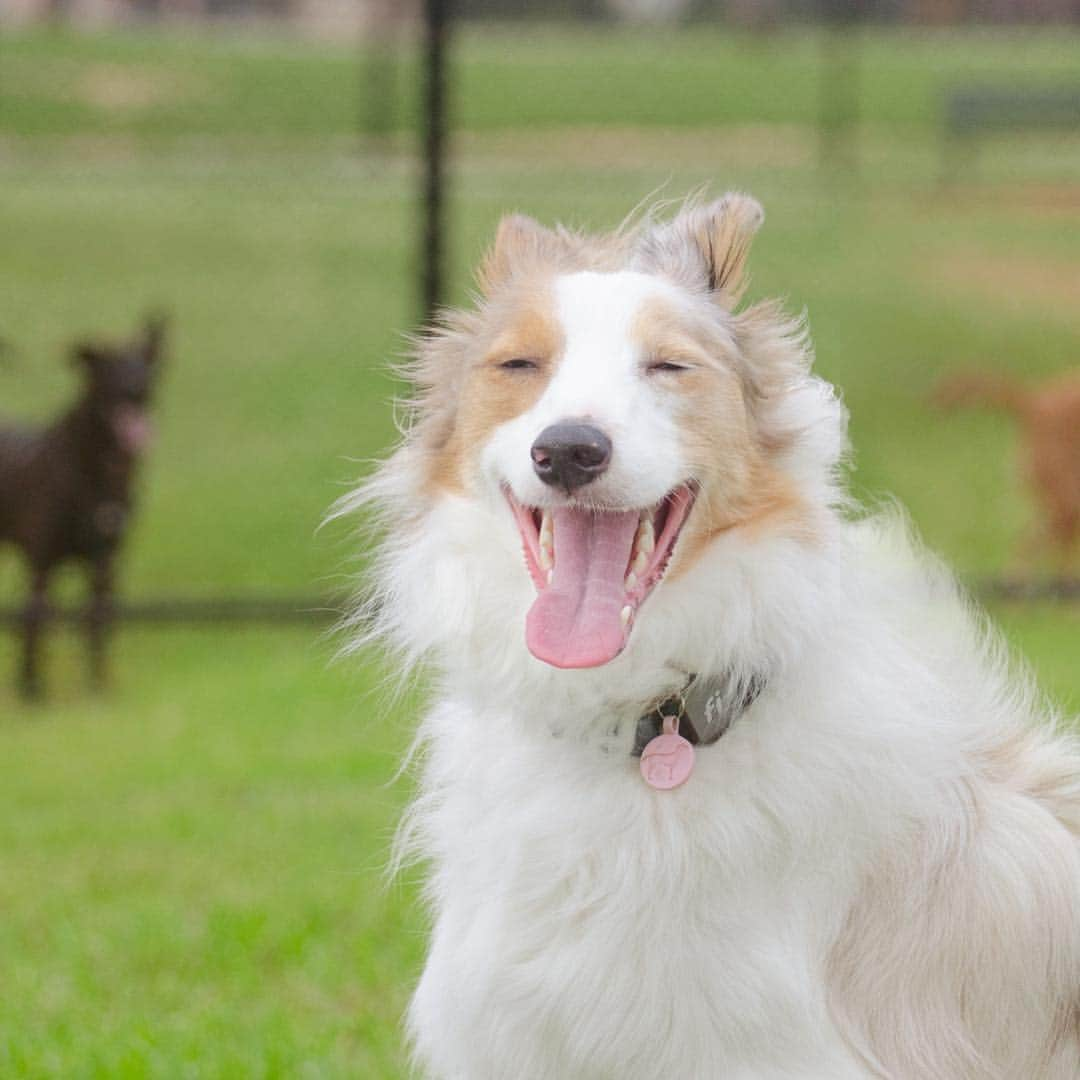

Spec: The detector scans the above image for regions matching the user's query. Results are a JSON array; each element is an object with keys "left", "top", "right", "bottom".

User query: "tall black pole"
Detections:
[{"left": 421, "top": 0, "right": 449, "bottom": 325}]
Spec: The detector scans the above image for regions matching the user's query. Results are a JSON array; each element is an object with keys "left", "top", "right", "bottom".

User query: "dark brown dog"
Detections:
[
  {"left": 0, "top": 317, "right": 167, "bottom": 699},
  {"left": 934, "top": 369, "right": 1080, "bottom": 576}
]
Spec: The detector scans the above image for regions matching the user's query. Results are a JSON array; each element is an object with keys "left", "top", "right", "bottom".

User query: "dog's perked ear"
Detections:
[
  {"left": 477, "top": 213, "right": 563, "bottom": 295},
  {"left": 637, "top": 193, "right": 765, "bottom": 307}
]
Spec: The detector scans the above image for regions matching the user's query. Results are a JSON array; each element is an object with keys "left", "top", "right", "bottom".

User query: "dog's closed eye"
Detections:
[
  {"left": 499, "top": 357, "right": 541, "bottom": 372},
  {"left": 646, "top": 359, "right": 692, "bottom": 374}
]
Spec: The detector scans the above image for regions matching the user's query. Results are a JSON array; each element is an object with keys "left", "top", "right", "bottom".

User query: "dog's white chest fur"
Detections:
[{"left": 406, "top": 692, "right": 876, "bottom": 1080}]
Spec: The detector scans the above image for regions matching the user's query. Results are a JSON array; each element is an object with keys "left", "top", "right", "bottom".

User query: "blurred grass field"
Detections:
[{"left": 1, "top": 23, "right": 1079, "bottom": 1077}]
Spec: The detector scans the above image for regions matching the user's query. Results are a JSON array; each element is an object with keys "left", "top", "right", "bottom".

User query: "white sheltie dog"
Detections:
[{"left": 342, "top": 194, "right": 1080, "bottom": 1079}]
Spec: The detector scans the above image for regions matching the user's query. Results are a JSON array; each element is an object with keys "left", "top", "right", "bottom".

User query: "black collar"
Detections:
[{"left": 631, "top": 672, "right": 765, "bottom": 757}]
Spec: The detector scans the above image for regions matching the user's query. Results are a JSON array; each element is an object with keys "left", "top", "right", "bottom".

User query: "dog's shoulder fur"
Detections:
[
  {"left": 824, "top": 523, "right": 1080, "bottom": 1079},
  {"left": 346, "top": 197, "right": 1080, "bottom": 1080}
]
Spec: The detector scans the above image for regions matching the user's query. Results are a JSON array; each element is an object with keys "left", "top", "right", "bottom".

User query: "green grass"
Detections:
[
  {"left": 0, "top": 22, "right": 1078, "bottom": 1078},
  {"left": 0, "top": 628, "right": 421, "bottom": 1078}
]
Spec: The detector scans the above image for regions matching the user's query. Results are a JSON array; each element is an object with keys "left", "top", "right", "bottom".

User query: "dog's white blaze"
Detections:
[{"left": 482, "top": 271, "right": 688, "bottom": 509}]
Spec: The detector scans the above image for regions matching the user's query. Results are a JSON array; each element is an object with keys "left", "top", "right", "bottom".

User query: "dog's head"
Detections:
[
  {"left": 353, "top": 196, "right": 846, "bottom": 689},
  {"left": 72, "top": 314, "right": 167, "bottom": 455}
]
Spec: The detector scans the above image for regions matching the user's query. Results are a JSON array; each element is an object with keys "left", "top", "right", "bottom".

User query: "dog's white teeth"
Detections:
[
  {"left": 627, "top": 518, "right": 654, "bottom": 579},
  {"left": 538, "top": 510, "right": 554, "bottom": 571},
  {"left": 624, "top": 571, "right": 638, "bottom": 592},
  {"left": 636, "top": 517, "right": 655, "bottom": 554},
  {"left": 620, "top": 605, "right": 632, "bottom": 628},
  {"left": 546, "top": 568, "right": 553, "bottom": 584}
]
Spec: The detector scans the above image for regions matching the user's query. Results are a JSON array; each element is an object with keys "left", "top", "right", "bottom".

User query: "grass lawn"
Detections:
[
  {"left": 0, "top": 21, "right": 1078, "bottom": 1077},
  {"left": 0, "top": 627, "right": 421, "bottom": 1078}
]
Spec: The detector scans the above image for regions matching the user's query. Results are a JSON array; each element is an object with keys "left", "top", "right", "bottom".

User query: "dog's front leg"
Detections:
[
  {"left": 19, "top": 567, "right": 49, "bottom": 701},
  {"left": 86, "top": 556, "right": 115, "bottom": 692}
]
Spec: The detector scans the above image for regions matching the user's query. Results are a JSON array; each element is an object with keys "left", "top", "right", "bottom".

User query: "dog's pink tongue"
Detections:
[{"left": 526, "top": 506, "right": 638, "bottom": 669}]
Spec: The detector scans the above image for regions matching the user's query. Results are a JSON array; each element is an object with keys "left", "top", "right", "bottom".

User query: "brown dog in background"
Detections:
[
  {"left": 0, "top": 317, "right": 167, "bottom": 700},
  {"left": 935, "top": 369, "right": 1080, "bottom": 576}
]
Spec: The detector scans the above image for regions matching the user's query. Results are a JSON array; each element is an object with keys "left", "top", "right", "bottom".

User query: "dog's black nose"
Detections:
[{"left": 531, "top": 421, "right": 612, "bottom": 493}]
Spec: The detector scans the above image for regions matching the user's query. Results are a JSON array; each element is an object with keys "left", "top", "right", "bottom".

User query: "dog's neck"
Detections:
[{"left": 441, "top": 646, "right": 774, "bottom": 762}]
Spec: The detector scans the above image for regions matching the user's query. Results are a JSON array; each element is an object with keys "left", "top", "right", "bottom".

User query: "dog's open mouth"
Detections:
[{"left": 506, "top": 484, "right": 696, "bottom": 669}]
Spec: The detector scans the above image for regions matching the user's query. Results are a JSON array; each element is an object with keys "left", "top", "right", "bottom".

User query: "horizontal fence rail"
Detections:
[
  {"left": 977, "top": 578, "right": 1080, "bottom": 603},
  {"left": 0, "top": 596, "right": 351, "bottom": 627},
  {"left": 0, "top": 580, "right": 1077, "bottom": 630}
]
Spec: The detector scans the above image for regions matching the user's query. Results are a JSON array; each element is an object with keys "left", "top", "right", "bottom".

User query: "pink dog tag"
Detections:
[{"left": 640, "top": 714, "right": 695, "bottom": 790}]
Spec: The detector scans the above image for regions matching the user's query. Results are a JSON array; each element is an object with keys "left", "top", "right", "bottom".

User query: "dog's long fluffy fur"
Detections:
[{"left": 342, "top": 195, "right": 1080, "bottom": 1079}]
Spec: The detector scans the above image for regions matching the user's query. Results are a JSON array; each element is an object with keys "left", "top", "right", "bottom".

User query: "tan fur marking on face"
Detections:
[
  {"left": 633, "top": 296, "right": 735, "bottom": 371},
  {"left": 673, "top": 469, "right": 815, "bottom": 579},
  {"left": 427, "top": 288, "right": 563, "bottom": 494},
  {"left": 632, "top": 295, "right": 816, "bottom": 577}
]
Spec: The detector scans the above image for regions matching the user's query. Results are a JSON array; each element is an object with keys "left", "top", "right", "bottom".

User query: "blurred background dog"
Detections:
[
  {"left": 935, "top": 369, "right": 1080, "bottom": 577},
  {"left": 0, "top": 316, "right": 167, "bottom": 699}
]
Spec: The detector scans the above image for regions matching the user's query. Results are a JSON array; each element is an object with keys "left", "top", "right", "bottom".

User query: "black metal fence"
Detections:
[
  {"left": 0, "top": 597, "right": 347, "bottom": 628},
  {"left": 1, "top": 577, "right": 1077, "bottom": 636}
]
